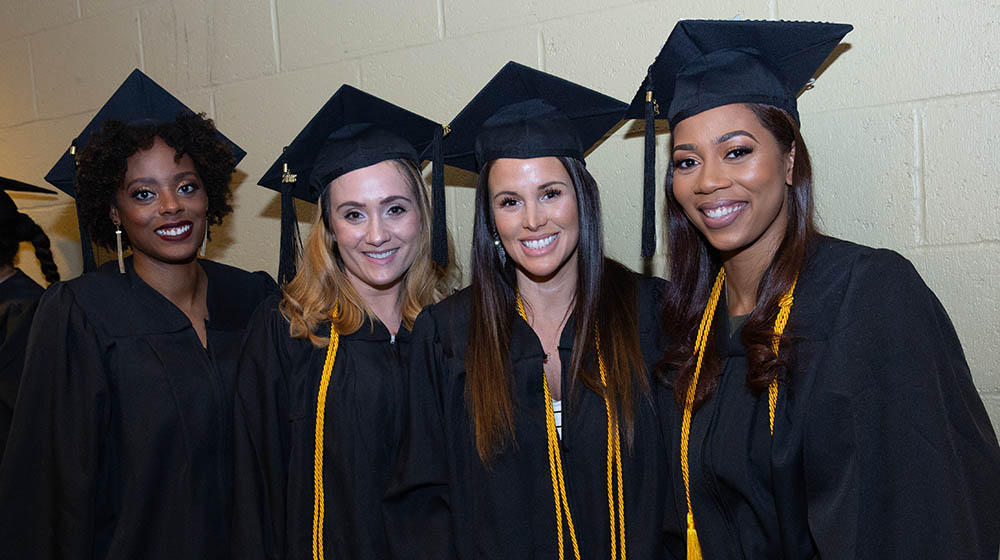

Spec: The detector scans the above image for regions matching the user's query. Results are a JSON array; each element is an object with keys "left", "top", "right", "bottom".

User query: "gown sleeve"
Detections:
[
  {"left": 382, "top": 309, "right": 457, "bottom": 559},
  {"left": 231, "top": 300, "right": 290, "bottom": 560},
  {"left": 0, "top": 284, "right": 110, "bottom": 559},
  {"left": 804, "top": 249, "right": 1000, "bottom": 558}
]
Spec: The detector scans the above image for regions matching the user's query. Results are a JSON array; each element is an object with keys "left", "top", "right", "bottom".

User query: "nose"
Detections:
[
  {"left": 158, "top": 190, "right": 183, "bottom": 215},
  {"left": 366, "top": 215, "right": 389, "bottom": 246},
  {"left": 695, "top": 159, "right": 732, "bottom": 195},
  {"left": 522, "top": 200, "right": 546, "bottom": 231}
]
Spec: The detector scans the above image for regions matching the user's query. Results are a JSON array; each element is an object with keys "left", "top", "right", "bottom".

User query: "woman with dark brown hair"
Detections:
[
  {"left": 0, "top": 70, "right": 275, "bottom": 559},
  {"left": 385, "top": 62, "right": 670, "bottom": 559},
  {"left": 636, "top": 20, "right": 1000, "bottom": 559}
]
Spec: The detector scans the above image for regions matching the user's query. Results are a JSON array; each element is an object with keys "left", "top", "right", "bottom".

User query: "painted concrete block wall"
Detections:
[{"left": 1, "top": 0, "right": 998, "bottom": 435}]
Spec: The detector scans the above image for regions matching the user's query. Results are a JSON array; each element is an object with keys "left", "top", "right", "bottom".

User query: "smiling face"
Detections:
[
  {"left": 670, "top": 103, "right": 795, "bottom": 263},
  {"left": 110, "top": 136, "right": 208, "bottom": 266},
  {"left": 488, "top": 157, "right": 580, "bottom": 283},
  {"left": 325, "top": 159, "right": 423, "bottom": 297}
]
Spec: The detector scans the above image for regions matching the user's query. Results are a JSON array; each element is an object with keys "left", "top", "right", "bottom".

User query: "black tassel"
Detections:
[
  {"left": 76, "top": 204, "right": 96, "bottom": 273},
  {"left": 431, "top": 125, "right": 448, "bottom": 268},
  {"left": 278, "top": 176, "right": 301, "bottom": 286},
  {"left": 641, "top": 74, "right": 657, "bottom": 259}
]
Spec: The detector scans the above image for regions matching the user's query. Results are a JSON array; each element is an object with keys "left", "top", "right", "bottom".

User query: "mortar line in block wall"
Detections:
[
  {"left": 536, "top": 29, "right": 545, "bottom": 71},
  {"left": 913, "top": 106, "right": 926, "bottom": 245},
  {"left": 269, "top": 0, "right": 281, "bottom": 71},
  {"left": 804, "top": 89, "right": 1000, "bottom": 119},
  {"left": 27, "top": 39, "right": 39, "bottom": 119},
  {"left": 136, "top": 8, "right": 145, "bottom": 71},
  {"left": 436, "top": 0, "right": 446, "bottom": 39},
  {"left": 910, "top": 239, "right": 1000, "bottom": 252}
]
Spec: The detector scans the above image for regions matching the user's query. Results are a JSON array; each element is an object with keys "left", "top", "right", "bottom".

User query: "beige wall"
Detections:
[{"left": 1, "top": 0, "right": 998, "bottom": 432}]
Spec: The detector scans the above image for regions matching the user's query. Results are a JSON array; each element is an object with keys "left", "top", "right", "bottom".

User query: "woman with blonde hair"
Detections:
[{"left": 231, "top": 85, "right": 453, "bottom": 560}]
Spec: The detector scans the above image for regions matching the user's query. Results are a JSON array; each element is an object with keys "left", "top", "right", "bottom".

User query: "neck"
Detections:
[
  {"left": 515, "top": 256, "right": 578, "bottom": 322},
  {"left": 349, "top": 275, "right": 404, "bottom": 336},
  {"left": 720, "top": 231, "right": 783, "bottom": 317},
  {"left": 132, "top": 252, "right": 206, "bottom": 310},
  {"left": 0, "top": 265, "right": 14, "bottom": 284}
]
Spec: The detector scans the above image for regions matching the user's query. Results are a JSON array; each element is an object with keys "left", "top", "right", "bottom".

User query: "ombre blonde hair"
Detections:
[{"left": 280, "top": 159, "right": 454, "bottom": 346}]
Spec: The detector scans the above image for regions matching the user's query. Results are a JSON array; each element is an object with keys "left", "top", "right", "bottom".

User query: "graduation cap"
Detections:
[
  {"left": 258, "top": 85, "right": 446, "bottom": 285},
  {"left": 1, "top": 176, "right": 57, "bottom": 221},
  {"left": 441, "top": 61, "right": 627, "bottom": 173},
  {"left": 626, "top": 19, "right": 853, "bottom": 257},
  {"left": 44, "top": 68, "right": 246, "bottom": 272}
]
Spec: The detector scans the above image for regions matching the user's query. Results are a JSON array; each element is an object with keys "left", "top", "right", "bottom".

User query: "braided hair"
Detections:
[{"left": 0, "top": 211, "right": 60, "bottom": 284}]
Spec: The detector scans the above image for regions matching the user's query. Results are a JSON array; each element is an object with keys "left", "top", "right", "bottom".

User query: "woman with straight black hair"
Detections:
[
  {"left": 635, "top": 20, "right": 1000, "bottom": 559},
  {"left": 385, "top": 62, "right": 670, "bottom": 560}
]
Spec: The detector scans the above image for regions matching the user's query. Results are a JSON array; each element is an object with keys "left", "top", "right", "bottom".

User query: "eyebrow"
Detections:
[
  {"left": 491, "top": 180, "right": 570, "bottom": 200},
  {"left": 125, "top": 170, "right": 200, "bottom": 189},
  {"left": 672, "top": 129, "right": 759, "bottom": 153},
  {"left": 335, "top": 194, "right": 413, "bottom": 211}
]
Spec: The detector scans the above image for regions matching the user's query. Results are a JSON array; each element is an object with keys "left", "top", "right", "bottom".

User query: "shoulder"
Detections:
[
  {"left": 795, "top": 236, "right": 934, "bottom": 337},
  {"left": 0, "top": 270, "right": 44, "bottom": 301},
  {"left": 202, "top": 259, "right": 277, "bottom": 299},
  {"left": 202, "top": 260, "right": 278, "bottom": 330},
  {"left": 40, "top": 261, "right": 127, "bottom": 314},
  {"left": 412, "top": 285, "right": 473, "bottom": 354},
  {"left": 804, "top": 236, "right": 923, "bottom": 296}
]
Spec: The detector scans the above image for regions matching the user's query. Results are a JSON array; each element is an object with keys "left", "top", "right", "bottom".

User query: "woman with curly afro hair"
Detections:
[{"left": 0, "top": 71, "right": 275, "bottom": 560}]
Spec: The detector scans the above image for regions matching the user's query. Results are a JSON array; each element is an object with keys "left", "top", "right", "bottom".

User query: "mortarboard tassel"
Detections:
[
  {"left": 431, "top": 125, "right": 448, "bottom": 268},
  {"left": 687, "top": 512, "right": 704, "bottom": 560},
  {"left": 278, "top": 158, "right": 302, "bottom": 286},
  {"left": 641, "top": 72, "right": 657, "bottom": 259}
]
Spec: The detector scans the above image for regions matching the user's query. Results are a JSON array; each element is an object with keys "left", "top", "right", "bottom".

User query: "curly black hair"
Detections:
[{"left": 74, "top": 111, "right": 236, "bottom": 250}]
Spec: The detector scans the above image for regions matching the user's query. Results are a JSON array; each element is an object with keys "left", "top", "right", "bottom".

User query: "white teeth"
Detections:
[
  {"left": 704, "top": 204, "right": 745, "bottom": 219},
  {"left": 156, "top": 224, "right": 192, "bottom": 236},
  {"left": 521, "top": 234, "right": 557, "bottom": 250},
  {"left": 365, "top": 249, "right": 397, "bottom": 259}
]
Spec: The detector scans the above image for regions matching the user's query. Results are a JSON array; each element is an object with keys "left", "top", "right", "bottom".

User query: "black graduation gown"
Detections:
[
  {"left": 384, "top": 269, "right": 670, "bottom": 559},
  {"left": 0, "top": 257, "right": 275, "bottom": 560},
  {"left": 657, "top": 236, "right": 1000, "bottom": 559},
  {"left": 0, "top": 269, "right": 44, "bottom": 458},
  {"left": 231, "top": 296, "right": 411, "bottom": 560}
]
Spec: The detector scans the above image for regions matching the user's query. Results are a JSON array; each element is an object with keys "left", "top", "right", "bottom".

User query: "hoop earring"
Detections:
[
  {"left": 200, "top": 226, "right": 208, "bottom": 257},
  {"left": 492, "top": 230, "right": 507, "bottom": 267},
  {"left": 114, "top": 222, "right": 125, "bottom": 274}
]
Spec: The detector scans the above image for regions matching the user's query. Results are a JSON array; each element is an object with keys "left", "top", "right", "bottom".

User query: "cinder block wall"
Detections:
[{"left": 1, "top": 1, "right": 998, "bottom": 433}]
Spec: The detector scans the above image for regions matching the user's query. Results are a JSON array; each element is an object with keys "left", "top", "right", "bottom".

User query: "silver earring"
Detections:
[
  {"left": 492, "top": 231, "right": 507, "bottom": 267},
  {"left": 114, "top": 222, "right": 125, "bottom": 274},
  {"left": 200, "top": 226, "right": 208, "bottom": 257}
]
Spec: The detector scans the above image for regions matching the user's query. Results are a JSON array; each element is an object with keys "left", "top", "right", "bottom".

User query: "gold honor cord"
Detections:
[
  {"left": 313, "top": 315, "right": 340, "bottom": 560},
  {"left": 516, "top": 294, "right": 626, "bottom": 560},
  {"left": 679, "top": 270, "right": 797, "bottom": 559}
]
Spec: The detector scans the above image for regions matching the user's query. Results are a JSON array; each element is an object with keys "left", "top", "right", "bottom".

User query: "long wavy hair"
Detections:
[
  {"left": 660, "top": 103, "right": 818, "bottom": 408},
  {"left": 0, "top": 210, "right": 60, "bottom": 284},
  {"left": 466, "top": 156, "right": 648, "bottom": 463},
  {"left": 280, "top": 159, "right": 452, "bottom": 345}
]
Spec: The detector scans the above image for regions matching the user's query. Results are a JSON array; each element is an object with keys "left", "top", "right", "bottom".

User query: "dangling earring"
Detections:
[
  {"left": 114, "top": 222, "right": 125, "bottom": 274},
  {"left": 492, "top": 230, "right": 507, "bottom": 267},
  {"left": 200, "top": 225, "right": 208, "bottom": 257}
]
